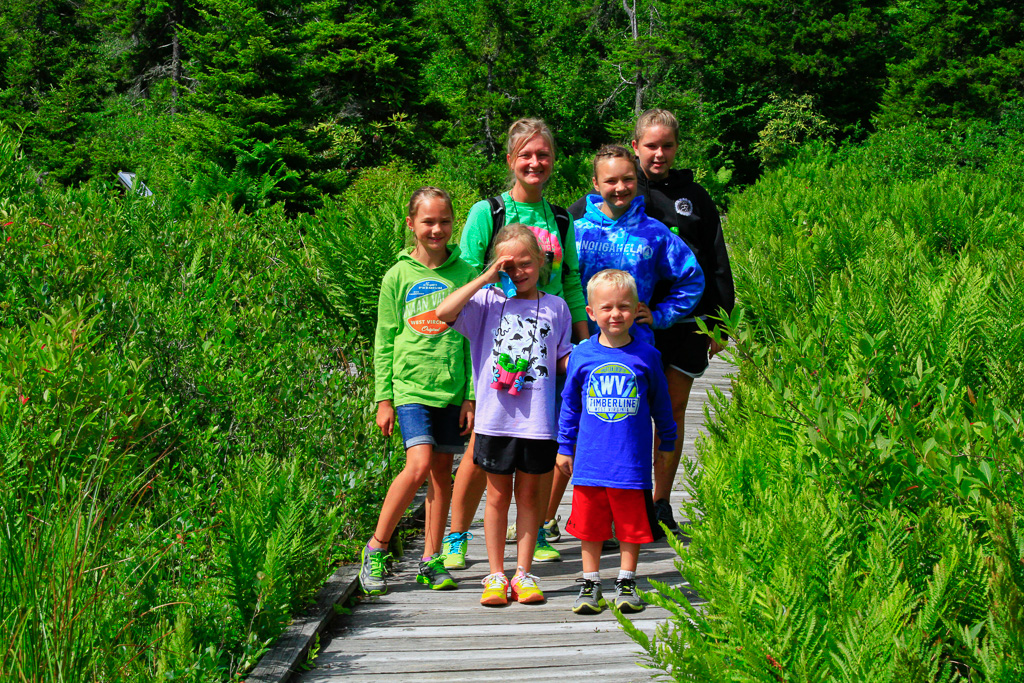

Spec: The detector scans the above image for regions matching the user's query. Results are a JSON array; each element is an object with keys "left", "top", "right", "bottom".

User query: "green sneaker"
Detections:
[
  {"left": 416, "top": 554, "right": 458, "bottom": 590},
  {"left": 442, "top": 531, "right": 473, "bottom": 570},
  {"left": 541, "top": 515, "right": 562, "bottom": 543},
  {"left": 533, "top": 527, "right": 561, "bottom": 562},
  {"left": 359, "top": 546, "right": 390, "bottom": 596}
]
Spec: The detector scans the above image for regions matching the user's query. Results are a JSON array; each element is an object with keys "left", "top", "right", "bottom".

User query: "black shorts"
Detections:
[
  {"left": 473, "top": 434, "right": 557, "bottom": 475},
  {"left": 653, "top": 321, "right": 710, "bottom": 378}
]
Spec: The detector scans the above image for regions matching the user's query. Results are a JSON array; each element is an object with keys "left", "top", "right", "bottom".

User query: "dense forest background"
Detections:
[
  {"left": 2, "top": 0, "right": 1022, "bottom": 210},
  {"left": 3, "top": 1, "right": 1024, "bottom": 681}
]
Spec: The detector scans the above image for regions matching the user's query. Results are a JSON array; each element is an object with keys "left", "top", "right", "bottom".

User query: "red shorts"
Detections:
[{"left": 565, "top": 486, "right": 654, "bottom": 544}]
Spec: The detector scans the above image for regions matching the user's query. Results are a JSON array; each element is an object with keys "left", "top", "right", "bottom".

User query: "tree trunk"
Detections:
[
  {"left": 170, "top": 0, "right": 183, "bottom": 113},
  {"left": 623, "top": 0, "right": 643, "bottom": 115},
  {"left": 484, "top": 58, "right": 497, "bottom": 160}
]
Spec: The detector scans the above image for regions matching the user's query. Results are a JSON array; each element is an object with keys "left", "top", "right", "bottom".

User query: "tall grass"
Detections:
[
  {"left": 0, "top": 123, "right": 402, "bottom": 680},
  {"left": 621, "top": 129, "right": 1024, "bottom": 681}
]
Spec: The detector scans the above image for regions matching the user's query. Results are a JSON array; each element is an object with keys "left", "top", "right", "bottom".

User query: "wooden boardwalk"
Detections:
[{"left": 298, "top": 357, "right": 731, "bottom": 682}]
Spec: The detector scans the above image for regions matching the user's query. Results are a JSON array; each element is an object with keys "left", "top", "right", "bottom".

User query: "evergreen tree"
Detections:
[
  {"left": 878, "top": 0, "right": 1024, "bottom": 127},
  {"left": 0, "top": 0, "right": 112, "bottom": 183}
]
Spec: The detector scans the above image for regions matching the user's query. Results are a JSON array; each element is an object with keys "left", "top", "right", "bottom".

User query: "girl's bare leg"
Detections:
[
  {"left": 513, "top": 471, "right": 545, "bottom": 572},
  {"left": 653, "top": 368, "right": 695, "bottom": 502},
  {"left": 484, "top": 473, "right": 514, "bottom": 574},
  {"left": 449, "top": 433, "right": 486, "bottom": 534},
  {"left": 369, "top": 444, "right": 434, "bottom": 549},
  {"left": 424, "top": 453, "right": 454, "bottom": 557}
]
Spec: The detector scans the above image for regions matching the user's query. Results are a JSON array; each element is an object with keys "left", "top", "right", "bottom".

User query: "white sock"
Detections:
[
  {"left": 583, "top": 571, "right": 600, "bottom": 582},
  {"left": 618, "top": 570, "right": 635, "bottom": 581}
]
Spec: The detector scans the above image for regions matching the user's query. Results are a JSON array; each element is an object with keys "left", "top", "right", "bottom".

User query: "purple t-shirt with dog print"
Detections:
[{"left": 452, "top": 287, "right": 572, "bottom": 440}]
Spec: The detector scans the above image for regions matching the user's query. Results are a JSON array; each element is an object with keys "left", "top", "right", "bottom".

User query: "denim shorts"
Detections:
[{"left": 395, "top": 403, "right": 466, "bottom": 454}]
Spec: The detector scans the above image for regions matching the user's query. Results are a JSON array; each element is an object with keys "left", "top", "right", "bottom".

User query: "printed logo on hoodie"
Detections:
[{"left": 405, "top": 279, "right": 452, "bottom": 336}]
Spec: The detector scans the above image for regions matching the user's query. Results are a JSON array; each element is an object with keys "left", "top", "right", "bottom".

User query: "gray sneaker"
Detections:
[
  {"left": 572, "top": 578, "right": 604, "bottom": 614},
  {"left": 416, "top": 554, "right": 458, "bottom": 590},
  {"left": 359, "top": 547, "right": 390, "bottom": 596},
  {"left": 655, "top": 498, "right": 679, "bottom": 533},
  {"left": 614, "top": 578, "right": 644, "bottom": 613}
]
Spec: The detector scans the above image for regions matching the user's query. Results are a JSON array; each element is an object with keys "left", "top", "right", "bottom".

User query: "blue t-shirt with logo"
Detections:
[{"left": 557, "top": 335, "right": 677, "bottom": 489}]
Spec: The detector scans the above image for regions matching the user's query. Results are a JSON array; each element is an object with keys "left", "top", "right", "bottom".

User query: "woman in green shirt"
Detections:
[{"left": 441, "top": 118, "right": 588, "bottom": 570}]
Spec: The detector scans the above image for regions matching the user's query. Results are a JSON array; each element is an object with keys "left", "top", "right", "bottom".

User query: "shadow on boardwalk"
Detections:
[{"left": 297, "top": 357, "right": 731, "bottom": 683}]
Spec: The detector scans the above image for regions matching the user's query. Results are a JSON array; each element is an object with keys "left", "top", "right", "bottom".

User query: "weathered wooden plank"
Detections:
[
  {"left": 322, "top": 627, "right": 660, "bottom": 653},
  {"left": 301, "top": 662, "right": 659, "bottom": 683}
]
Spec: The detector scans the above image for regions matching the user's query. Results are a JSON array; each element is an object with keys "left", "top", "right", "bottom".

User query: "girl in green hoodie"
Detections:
[{"left": 359, "top": 187, "right": 478, "bottom": 596}]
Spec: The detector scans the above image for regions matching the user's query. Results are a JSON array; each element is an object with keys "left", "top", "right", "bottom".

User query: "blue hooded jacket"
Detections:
[{"left": 574, "top": 194, "right": 704, "bottom": 345}]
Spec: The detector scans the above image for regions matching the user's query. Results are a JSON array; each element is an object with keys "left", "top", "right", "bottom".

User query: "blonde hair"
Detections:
[
  {"left": 505, "top": 118, "right": 556, "bottom": 189},
  {"left": 586, "top": 269, "right": 638, "bottom": 303},
  {"left": 407, "top": 186, "right": 453, "bottom": 220},
  {"left": 490, "top": 223, "right": 552, "bottom": 286},
  {"left": 592, "top": 144, "right": 634, "bottom": 180},
  {"left": 506, "top": 118, "right": 557, "bottom": 159},
  {"left": 633, "top": 109, "right": 679, "bottom": 144}
]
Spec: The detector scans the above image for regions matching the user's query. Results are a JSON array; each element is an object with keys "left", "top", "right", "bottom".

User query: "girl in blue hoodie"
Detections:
[
  {"left": 573, "top": 145, "right": 704, "bottom": 345},
  {"left": 538, "top": 145, "right": 705, "bottom": 535}
]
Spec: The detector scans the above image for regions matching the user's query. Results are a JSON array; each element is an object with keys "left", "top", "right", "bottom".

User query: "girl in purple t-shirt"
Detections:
[{"left": 437, "top": 224, "right": 572, "bottom": 607}]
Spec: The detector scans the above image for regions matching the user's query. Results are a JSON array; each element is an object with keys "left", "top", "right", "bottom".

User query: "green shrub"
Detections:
[
  {"left": 0, "top": 132, "right": 400, "bottom": 680},
  {"left": 628, "top": 126, "right": 1024, "bottom": 681}
]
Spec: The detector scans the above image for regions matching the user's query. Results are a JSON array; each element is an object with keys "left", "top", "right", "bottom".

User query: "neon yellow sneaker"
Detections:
[
  {"left": 441, "top": 531, "right": 472, "bottom": 570},
  {"left": 480, "top": 572, "right": 509, "bottom": 606},
  {"left": 533, "top": 527, "right": 561, "bottom": 562},
  {"left": 511, "top": 569, "right": 545, "bottom": 604}
]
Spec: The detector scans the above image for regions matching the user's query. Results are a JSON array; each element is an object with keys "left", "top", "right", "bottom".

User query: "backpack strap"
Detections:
[
  {"left": 484, "top": 195, "right": 506, "bottom": 259},
  {"left": 551, "top": 204, "right": 571, "bottom": 252}
]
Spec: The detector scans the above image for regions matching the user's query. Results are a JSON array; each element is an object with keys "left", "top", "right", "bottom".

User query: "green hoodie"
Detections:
[{"left": 374, "top": 246, "right": 478, "bottom": 407}]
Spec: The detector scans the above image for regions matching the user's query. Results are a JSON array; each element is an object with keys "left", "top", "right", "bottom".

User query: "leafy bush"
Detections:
[
  {"left": 0, "top": 126, "right": 399, "bottom": 681},
  {"left": 625, "top": 127, "right": 1024, "bottom": 681}
]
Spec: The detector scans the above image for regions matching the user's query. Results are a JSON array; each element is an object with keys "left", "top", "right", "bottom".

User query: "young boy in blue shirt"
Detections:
[{"left": 557, "top": 269, "right": 677, "bottom": 614}]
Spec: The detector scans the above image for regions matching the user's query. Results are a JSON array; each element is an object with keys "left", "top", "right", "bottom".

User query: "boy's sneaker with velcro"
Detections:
[
  {"left": 614, "top": 578, "right": 644, "bottom": 613},
  {"left": 416, "top": 554, "right": 458, "bottom": 590},
  {"left": 359, "top": 546, "right": 391, "bottom": 596},
  {"left": 572, "top": 578, "right": 604, "bottom": 614},
  {"left": 441, "top": 531, "right": 472, "bottom": 570},
  {"left": 533, "top": 527, "right": 561, "bottom": 562},
  {"left": 541, "top": 515, "right": 562, "bottom": 543}
]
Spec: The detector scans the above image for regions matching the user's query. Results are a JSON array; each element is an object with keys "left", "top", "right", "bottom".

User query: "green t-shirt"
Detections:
[
  {"left": 459, "top": 192, "right": 588, "bottom": 323},
  {"left": 373, "top": 246, "right": 478, "bottom": 407}
]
